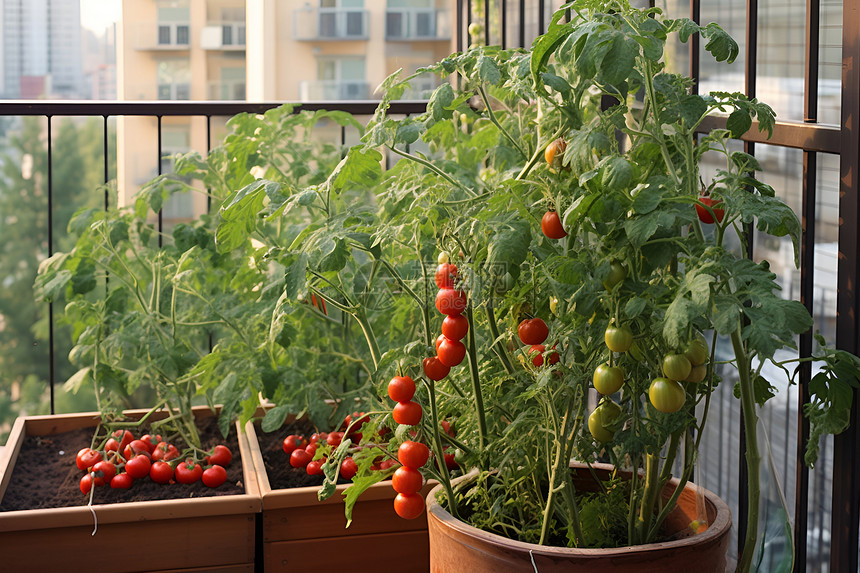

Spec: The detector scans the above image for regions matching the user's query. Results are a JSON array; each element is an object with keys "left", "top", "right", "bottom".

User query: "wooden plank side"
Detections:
[
  {"left": 0, "top": 514, "right": 255, "bottom": 571},
  {"left": 263, "top": 496, "right": 429, "bottom": 542},
  {"left": 264, "top": 530, "right": 430, "bottom": 572},
  {"left": 153, "top": 565, "right": 253, "bottom": 573},
  {"left": 0, "top": 416, "right": 26, "bottom": 500}
]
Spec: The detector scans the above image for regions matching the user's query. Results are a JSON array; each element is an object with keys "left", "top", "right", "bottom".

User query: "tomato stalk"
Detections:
[
  {"left": 464, "top": 304, "right": 488, "bottom": 452},
  {"left": 427, "top": 376, "right": 461, "bottom": 519},
  {"left": 485, "top": 291, "right": 515, "bottom": 375},
  {"left": 634, "top": 453, "right": 660, "bottom": 545},
  {"left": 732, "top": 326, "right": 761, "bottom": 573}
]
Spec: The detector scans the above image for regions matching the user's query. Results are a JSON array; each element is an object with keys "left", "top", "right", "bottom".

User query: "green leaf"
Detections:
[
  {"left": 330, "top": 147, "right": 383, "bottom": 195},
  {"left": 216, "top": 180, "right": 273, "bottom": 253},
  {"left": 625, "top": 297, "right": 648, "bottom": 319},
  {"left": 541, "top": 73, "right": 572, "bottom": 94},
  {"left": 478, "top": 56, "right": 502, "bottom": 85},
  {"left": 261, "top": 405, "right": 291, "bottom": 433},
  {"left": 712, "top": 295, "right": 741, "bottom": 335},
  {"left": 341, "top": 474, "right": 386, "bottom": 527},
  {"left": 63, "top": 367, "right": 92, "bottom": 394},
  {"left": 284, "top": 253, "right": 309, "bottom": 299},
  {"left": 427, "top": 83, "right": 455, "bottom": 123},
  {"left": 702, "top": 22, "right": 739, "bottom": 63},
  {"left": 663, "top": 297, "right": 694, "bottom": 349},
  {"left": 726, "top": 109, "right": 753, "bottom": 138},
  {"left": 597, "top": 33, "right": 638, "bottom": 87}
]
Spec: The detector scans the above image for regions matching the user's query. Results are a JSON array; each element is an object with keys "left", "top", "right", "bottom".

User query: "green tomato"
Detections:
[
  {"left": 662, "top": 353, "right": 692, "bottom": 381},
  {"left": 648, "top": 378, "right": 686, "bottom": 413},
  {"left": 685, "top": 363, "right": 707, "bottom": 383},
  {"left": 603, "top": 260, "right": 628, "bottom": 291},
  {"left": 593, "top": 363, "right": 624, "bottom": 395},
  {"left": 588, "top": 400, "right": 622, "bottom": 443},
  {"left": 604, "top": 324, "right": 633, "bottom": 353},
  {"left": 683, "top": 335, "right": 709, "bottom": 366}
]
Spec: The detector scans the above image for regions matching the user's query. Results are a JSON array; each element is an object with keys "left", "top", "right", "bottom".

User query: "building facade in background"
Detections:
[
  {"left": 117, "top": 0, "right": 455, "bottom": 216},
  {"left": 0, "top": 0, "right": 85, "bottom": 99}
]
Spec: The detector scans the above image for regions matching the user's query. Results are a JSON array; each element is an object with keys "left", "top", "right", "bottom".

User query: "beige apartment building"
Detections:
[{"left": 117, "top": 0, "right": 455, "bottom": 217}]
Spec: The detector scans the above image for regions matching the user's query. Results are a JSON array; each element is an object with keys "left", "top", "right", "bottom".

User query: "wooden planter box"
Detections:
[
  {"left": 245, "top": 420, "right": 431, "bottom": 572},
  {"left": 0, "top": 408, "right": 261, "bottom": 573}
]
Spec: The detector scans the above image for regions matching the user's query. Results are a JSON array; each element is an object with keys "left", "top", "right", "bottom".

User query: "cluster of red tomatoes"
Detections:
[
  {"left": 517, "top": 317, "right": 558, "bottom": 367},
  {"left": 76, "top": 429, "right": 232, "bottom": 494},
  {"left": 281, "top": 412, "right": 369, "bottom": 480},
  {"left": 391, "top": 440, "right": 430, "bottom": 520},
  {"left": 424, "top": 252, "right": 469, "bottom": 382}
]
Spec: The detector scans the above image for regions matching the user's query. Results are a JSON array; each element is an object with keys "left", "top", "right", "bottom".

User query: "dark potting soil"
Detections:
[
  {"left": 0, "top": 416, "right": 245, "bottom": 512},
  {"left": 255, "top": 418, "right": 350, "bottom": 490}
]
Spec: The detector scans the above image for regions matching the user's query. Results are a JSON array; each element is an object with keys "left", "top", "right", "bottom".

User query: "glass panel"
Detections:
[
  {"left": 818, "top": 0, "right": 842, "bottom": 125},
  {"left": 222, "top": 25, "right": 233, "bottom": 45},
  {"left": 238, "top": 25, "right": 246, "bottom": 45},
  {"left": 158, "top": 25, "right": 171, "bottom": 45},
  {"left": 416, "top": 12, "right": 433, "bottom": 37},
  {"left": 319, "top": 12, "right": 337, "bottom": 37},
  {"left": 157, "top": 84, "right": 172, "bottom": 99},
  {"left": 387, "top": 12, "right": 404, "bottom": 37},
  {"left": 758, "top": 0, "right": 806, "bottom": 122},
  {"left": 176, "top": 25, "right": 189, "bottom": 45},
  {"left": 340, "top": 59, "right": 365, "bottom": 81},
  {"left": 699, "top": 1, "right": 746, "bottom": 96},
  {"left": 346, "top": 12, "right": 364, "bottom": 36},
  {"left": 175, "top": 84, "right": 191, "bottom": 100}
]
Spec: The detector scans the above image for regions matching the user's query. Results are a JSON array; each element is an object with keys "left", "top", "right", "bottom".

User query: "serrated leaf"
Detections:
[
  {"left": 341, "top": 474, "right": 387, "bottom": 527},
  {"left": 261, "top": 405, "right": 291, "bottom": 433},
  {"left": 625, "top": 297, "right": 648, "bottom": 318},
  {"left": 64, "top": 367, "right": 92, "bottom": 394},
  {"left": 478, "top": 56, "right": 501, "bottom": 85},
  {"left": 726, "top": 109, "right": 753, "bottom": 138},
  {"left": 541, "top": 73, "right": 571, "bottom": 94},
  {"left": 284, "top": 253, "right": 308, "bottom": 299}
]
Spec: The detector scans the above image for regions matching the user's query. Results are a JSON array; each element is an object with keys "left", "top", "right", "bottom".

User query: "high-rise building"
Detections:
[
  {"left": 0, "top": 0, "right": 84, "bottom": 99},
  {"left": 116, "top": 0, "right": 456, "bottom": 215}
]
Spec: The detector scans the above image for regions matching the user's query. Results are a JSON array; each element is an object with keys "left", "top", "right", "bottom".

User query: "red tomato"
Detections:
[
  {"left": 541, "top": 210, "right": 567, "bottom": 239},
  {"left": 388, "top": 375, "right": 416, "bottom": 402},
  {"left": 422, "top": 356, "right": 450, "bottom": 381},
  {"left": 282, "top": 434, "right": 307, "bottom": 455},
  {"left": 441, "top": 419, "right": 455, "bottom": 437},
  {"left": 123, "top": 440, "right": 152, "bottom": 461},
  {"left": 90, "top": 460, "right": 116, "bottom": 486},
  {"left": 326, "top": 432, "right": 345, "bottom": 447},
  {"left": 435, "top": 288, "right": 468, "bottom": 316},
  {"left": 529, "top": 344, "right": 546, "bottom": 367},
  {"left": 104, "top": 438, "right": 119, "bottom": 453},
  {"left": 152, "top": 442, "right": 180, "bottom": 462},
  {"left": 110, "top": 472, "right": 134, "bottom": 489},
  {"left": 75, "top": 448, "right": 102, "bottom": 471},
  {"left": 393, "top": 493, "right": 425, "bottom": 519},
  {"left": 435, "top": 333, "right": 446, "bottom": 352},
  {"left": 695, "top": 196, "right": 725, "bottom": 224},
  {"left": 175, "top": 459, "right": 203, "bottom": 484},
  {"left": 437, "top": 336, "right": 466, "bottom": 367},
  {"left": 441, "top": 314, "right": 469, "bottom": 341},
  {"left": 435, "top": 262, "right": 458, "bottom": 289},
  {"left": 393, "top": 401, "right": 423, "bottom": 426},
  {"left": 305, "top": 443, "right": 318, "bottom": 457},
  {"left": 306, "top": 459, "right": 324, "bottom": 476},
  {"left": 392, "top": 467, "right": 424, "bottom": 494},
  {"left": 208, "top": 445, "right": 232, "bottom": 467},
  {"left": 139, "top": 434, "right": 160, "bottom": 454},
  {"left": 150, "top": 460, "right": 174, "bottom": 484},
  {"left": 202, "top": 464, "right": 227, "bottom": 487},
  {"left": 340, "top": 457, "right": 358, "bottom": 480},
  {"left": 398, "top": 441, "right": 430, "bottom": 469},
  {"left": 290, "top": 449, "right": 312, "bottom": 469},
  {"left": 80, "top": 474, "right": 94, "bottom": 494},
  {"left": 444, "top": 451, "right": 458, "bottom": 471},
  {"left": 309, "top": 432, "right": 327, "bottom": 444},
  {"left": 518, "top": 318, "right": 549, "bottom": 345},
  {"left": 125, "top": 454, "right": 152, "bottom": 479},
  {"left": 111, "top": 429, "right": 134, "bottom": 453}
]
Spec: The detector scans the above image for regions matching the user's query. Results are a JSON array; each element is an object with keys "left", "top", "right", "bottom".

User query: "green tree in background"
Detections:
[{"left": 0, "top": 116, "right": 115, "bottom": 442}]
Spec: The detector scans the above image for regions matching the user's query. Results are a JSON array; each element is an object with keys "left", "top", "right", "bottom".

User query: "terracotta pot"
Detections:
[
  {"left": 0, "top": 407, "right": 261, "bottom": 573},
  {"left": 426, "top": 463, "right": 731, "bottom": 573},
  {"left": 245, "top": 417, "right": 432, "bottom": 572}
]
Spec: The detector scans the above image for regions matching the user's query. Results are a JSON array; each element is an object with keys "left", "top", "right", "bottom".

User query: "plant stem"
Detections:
[
  {"left": 485, "top": 292, "right": 515, "bottom": 374},
  {"left": 427, "top": 377, "right": 461, "bottom": 520},
  {"left": 464, "top": 304, "right": 488, "bottom": 451},
  {"left": 635, "top": 453, "right": 660, "bottom": 545},
  {"left": 478, "top": 86, "right": 527, "bottom": 160},
  {"left": 386, "top": 145, "right": 476, "bottom": 196},
  {"left": 732, "top": 327, "right": 762, "bottom": 573},
  {"left": 353, "top": 307, "right": 381, "bottom": 370}
]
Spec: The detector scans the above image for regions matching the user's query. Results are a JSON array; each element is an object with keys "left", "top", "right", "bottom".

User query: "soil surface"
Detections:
[
  {"left": 255, "top": 418, "right": 349, "bottom": 490},
  {"left": 0, "top": 416, "right": 245, "bottom": 511}
]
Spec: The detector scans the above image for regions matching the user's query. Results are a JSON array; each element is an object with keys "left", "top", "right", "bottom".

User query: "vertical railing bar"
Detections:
[
  {"left": 457, "top": 0, "right": 465, "bottom": 52},
  {"left": 103, "top": 116, "right": 110, "bottom": 204},
  {"left": 484, "top": 0, "right": 491, "bottom": 46},
  {"left": 830, "top": 0, "right": 860, "bottom": 569},
  {"left": 737, "top": 0, "right": 759, "bottom": 559},
  {"left": 468, "top": 0, "right": 473, "bottom": 44},
  {"left": 519, "top": 0, "right": 525, "bottom": 48},
  {"left": 206, "top": 115, "right": 212, "bottom": 214},
  {"left": 47, "top": 115, "right": 55, "bottom": 415},
  {"left": 690, "top": 0, "right": 700, "bottom": 94},
  {"left": 794, "top": 0, "right": 821, "bottom": 569},
  {"left": 538, "top": 0, "right": 545, "bottom": 36},
  {"left": 501, "top": 0, "right": 507, "bottom": 49},
  {"left": 157, "top": 115, "right": 164, "bottom": 247}
]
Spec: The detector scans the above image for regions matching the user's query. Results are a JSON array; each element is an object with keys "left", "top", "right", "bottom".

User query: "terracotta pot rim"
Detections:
[{"left": 426, "top": 461, "right": 732, "bottom": 557}]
